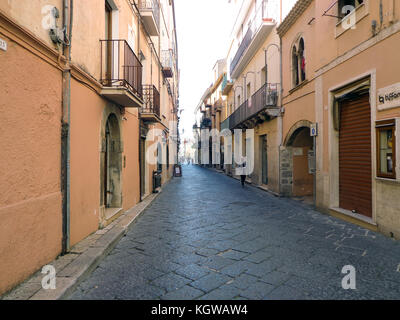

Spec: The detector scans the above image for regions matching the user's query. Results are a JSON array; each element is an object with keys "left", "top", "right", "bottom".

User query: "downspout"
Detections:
[
  {"left": 264, "top": 39, "right": 283, "bottom": 196},
  {"left": 136, "top": 4, "right": 142, "bottom": 201},
  {"left": 278, "top": 36, "right": 283, "bottom": 196},
  {"left": 61, "top": 0, "right": 73, "bottom": 254}
]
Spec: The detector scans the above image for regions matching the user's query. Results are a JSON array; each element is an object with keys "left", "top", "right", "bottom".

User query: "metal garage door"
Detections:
[{"left": 339, "top": 93, "right": 372, "bottom": 218}]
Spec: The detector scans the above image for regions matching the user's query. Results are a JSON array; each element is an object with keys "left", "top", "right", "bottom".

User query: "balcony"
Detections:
[
  {"left": 138, "top": 0, "right": 160, "bottom": 36},
  {"left": 213, "top": 99, "right": 223, "bottom": 114},
  {"left": 230, "top": 0, "right": 276, "bottom": 79},
  {"left": 220, "top": 117, "right": 230, "bottom": 131},
  {"left": 221, "top": 74, "right": 233, "bottom": 96},
  {"left": 228, "top": 83, "right": 279, "bottom": 129},
  {"left": 140, "top": 85, "right": 161, "bottom": 122},
  {"left": 200, "top": 117, "right": 212, "bottom": 129},
  {"left": 100, "top": 40, "right": 143, "bottom": 108},
  {"left": 161, "top": 49, "right": 174, "bottom": 78}
]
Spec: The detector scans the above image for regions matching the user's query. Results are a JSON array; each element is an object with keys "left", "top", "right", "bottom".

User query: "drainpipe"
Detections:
[
  {"left": 61, "top": 0, "right": 73, "bottom": 254},
  {"left": 278, "top": 36, "right": 283, "bottom": 197},
  {"left": 264, "top": 40, "right": 283, "bottom": 195},
  {"left": 137, "top": 5, "right": 143, "bottom": 201}
]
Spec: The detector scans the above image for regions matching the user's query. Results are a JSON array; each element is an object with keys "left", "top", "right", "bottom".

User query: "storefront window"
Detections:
[{"left": 376, "top": 120, "right": 396, "bottom": 179}]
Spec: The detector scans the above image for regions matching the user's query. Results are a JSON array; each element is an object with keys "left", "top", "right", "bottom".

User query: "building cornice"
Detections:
[
  {"left": 277, "top": 0, "right": 313, "bottom": 37},
  {"left": 0, "top": 8, "right": 66, "bottom": 71}
]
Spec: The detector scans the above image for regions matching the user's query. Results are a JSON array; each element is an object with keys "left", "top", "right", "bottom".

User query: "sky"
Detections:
[
  {"left": 175, "top": 0, "right": 236, "bottom": 141},
  {"left": 174, "top": 0, "right": 296, "bottom": 144}
]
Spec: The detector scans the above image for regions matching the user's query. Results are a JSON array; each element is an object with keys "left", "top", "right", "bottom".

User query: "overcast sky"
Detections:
[{"left": 175, "top": 0, "right": 236, "bottom": 141}]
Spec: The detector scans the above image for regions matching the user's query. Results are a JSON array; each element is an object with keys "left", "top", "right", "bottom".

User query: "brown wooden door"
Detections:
[{"left": 339, "top": 94, "right": 372, "bottom": 217}]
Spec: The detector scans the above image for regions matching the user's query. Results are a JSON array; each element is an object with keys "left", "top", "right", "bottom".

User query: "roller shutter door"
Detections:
[{"left": 339, "top": 93, "right": 372, "bottom": 218}]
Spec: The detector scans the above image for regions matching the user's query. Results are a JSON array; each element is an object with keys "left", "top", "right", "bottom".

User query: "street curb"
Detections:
[{"left": 1, "top": 189, "right": 163, "bottom": 300}]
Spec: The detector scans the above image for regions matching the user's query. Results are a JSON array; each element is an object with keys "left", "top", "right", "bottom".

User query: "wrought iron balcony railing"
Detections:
[
  {"left": 230, "top": 0, "right": 275, "bottom": 76},
  {"left": 100, "top": 40, "right": 143, "bottom": 98},
  {"left": 201, "top": 117, "right": 212, "bottom": 129},
  {"left": 220, "top": 117, "right": 230, "bottom": 131},
  {"left": 161, "top": 49, "right": 174, "bottom": 78},
  {"left": 141, "top": 85, "right": 160, "bottom": 117},
  {"left": 228, "top": 83, "right": 279, "bottom": 129},
  {"left": 138, "top": 0, "right": 160, "bottom": 34}
]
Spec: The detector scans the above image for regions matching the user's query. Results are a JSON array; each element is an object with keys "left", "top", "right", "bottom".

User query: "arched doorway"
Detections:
[
  {"left": 101, "top": 113, "right": 122, "bottom": 219},
  {"left": 281, "top": 121, "right": 314, "bottom": 200},
  {"left": 287, "top": 127, "right": 314, "bottom": 197}
]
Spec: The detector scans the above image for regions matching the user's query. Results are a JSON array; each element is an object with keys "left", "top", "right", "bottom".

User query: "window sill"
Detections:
[
  {"left": 375, "top": 177, "right": 400, "bottom": 185},
  {"left": 335, "top": 2, "right": 369, "bottom": 39},
  {"left": 289, "top": 79, "right": 309, "bottom": 94}
]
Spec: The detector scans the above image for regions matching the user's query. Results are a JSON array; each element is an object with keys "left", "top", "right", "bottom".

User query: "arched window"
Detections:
[
  {"left": 299, "top": 38, "right": 306, "bottom": 82},
  {"left": 291, "top": 37, "right": 306, "bottom": 88},
  {"left": 292, "top": 46, "right": 299, "bottom": 87}
]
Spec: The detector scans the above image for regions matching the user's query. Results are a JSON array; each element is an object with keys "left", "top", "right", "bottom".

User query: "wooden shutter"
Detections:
[{"left": 339, "top": 93, "right": 372, "bottom": 218}]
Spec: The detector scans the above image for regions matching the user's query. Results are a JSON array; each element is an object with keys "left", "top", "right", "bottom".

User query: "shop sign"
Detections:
[{"left": 378, "top": 83, "right": 400, "bottom": 111}]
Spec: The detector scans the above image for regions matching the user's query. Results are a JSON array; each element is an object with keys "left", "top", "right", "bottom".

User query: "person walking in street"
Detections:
[{"left": 240, "top": 156, "right": 247, "bottom": 188}]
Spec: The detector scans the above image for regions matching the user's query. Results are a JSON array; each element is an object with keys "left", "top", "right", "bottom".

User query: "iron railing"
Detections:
[
  {"left": 230, "top": 27, "right": 253, "bottom": 76},
  {"left": 100, "top": 39, "right": 143, "bottom": 98},
  {"left": 228, "top": 83, "right": 279, "bottom": 129},
  {"left": 138, "top": 0, "right": 160, "bottom": 32},
  {"left": 161, "top": 49, "right": 174, "bottom": 69},
  {"left": 220, "top": 117, "right": 230, "bottom": 131},
  {"left": 201, "top": 117, "right": 212, "bottom": 129},
  {"left": 230, "top": 0, "right": 275, "bottom": 75},
  {"left": 141, "top": 85, "right": 160, "bottom": 117}
]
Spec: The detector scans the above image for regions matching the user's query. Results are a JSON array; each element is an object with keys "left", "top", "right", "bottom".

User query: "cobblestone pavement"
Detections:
[{"left": 69, "top": 166, "right": 400, "bottom": 300}]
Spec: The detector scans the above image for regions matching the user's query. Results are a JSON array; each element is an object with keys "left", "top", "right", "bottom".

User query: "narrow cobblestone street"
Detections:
[{"left": 69, "top": 166, "right": 400, "bottom": 300}]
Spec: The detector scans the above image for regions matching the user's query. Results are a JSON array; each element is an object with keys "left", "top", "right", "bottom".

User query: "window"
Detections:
[
  {"left": 105, "top": 2, "right": 112, "bottom": 40},
  {"left": 299, "top": 38, "right": 306, "bottom": 82},
  {"left": 376, "top": 120, "right": 396, "bottom": 179},
  {"left": 292, "top": 46, "right": 299, "bottom": 86},
  {"left": 261, "top": 66, "right": 268, "bottom": 84},
  {"left": 291, "top": 37, "right": 306, "bottom": 88},
  {"left": 338, "top": 0, "right": 364, "bottom": 18}
]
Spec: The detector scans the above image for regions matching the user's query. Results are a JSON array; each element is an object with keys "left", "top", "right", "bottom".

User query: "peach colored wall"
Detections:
[
  {"left": 0, "top": 0, "right": 63, "bottom": 48},
  {"left": 69, "top": 79, "right": 103, "bottom": 246},
  {"left": 121, "top": 111, "right": 141, "bottom": 210},
  {"left": 320, "top": 31, "right": 400, "bottom": 174},
  {"left": 314, "top": 0, "right": 400, "bottom": 71},
  {"left": 280, "top": 0, "right": 400, "bottom": 236},
  {"left": 70, "top": 79, "right": 143, "bottom": 246},
  {"left": 0, "top": 33, "right": 62, "bottom": 294}
]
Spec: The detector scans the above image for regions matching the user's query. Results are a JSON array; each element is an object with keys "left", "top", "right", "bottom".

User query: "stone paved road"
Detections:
[{"left": 69, "top": 166, "right": 400, "bottom": 300}]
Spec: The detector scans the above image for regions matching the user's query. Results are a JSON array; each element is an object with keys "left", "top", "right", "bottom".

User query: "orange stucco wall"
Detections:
[
  {"left": 122, "top": 110, "right": 141, "bottom": 210},
  {"left": 0, "top": 0, "right": 179, "bottom": 294},
  {"left": 0, "top": 32, "right": 62, "bottom": 294},
  {"left": 70, "top": 80, "right": 144, "bottom": 246},
  {"left": 280, "top": 0, "right": 400, "bottom": 236},
  {"left": 69, "top": 79, "right": 103, "bottom": 246}
]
